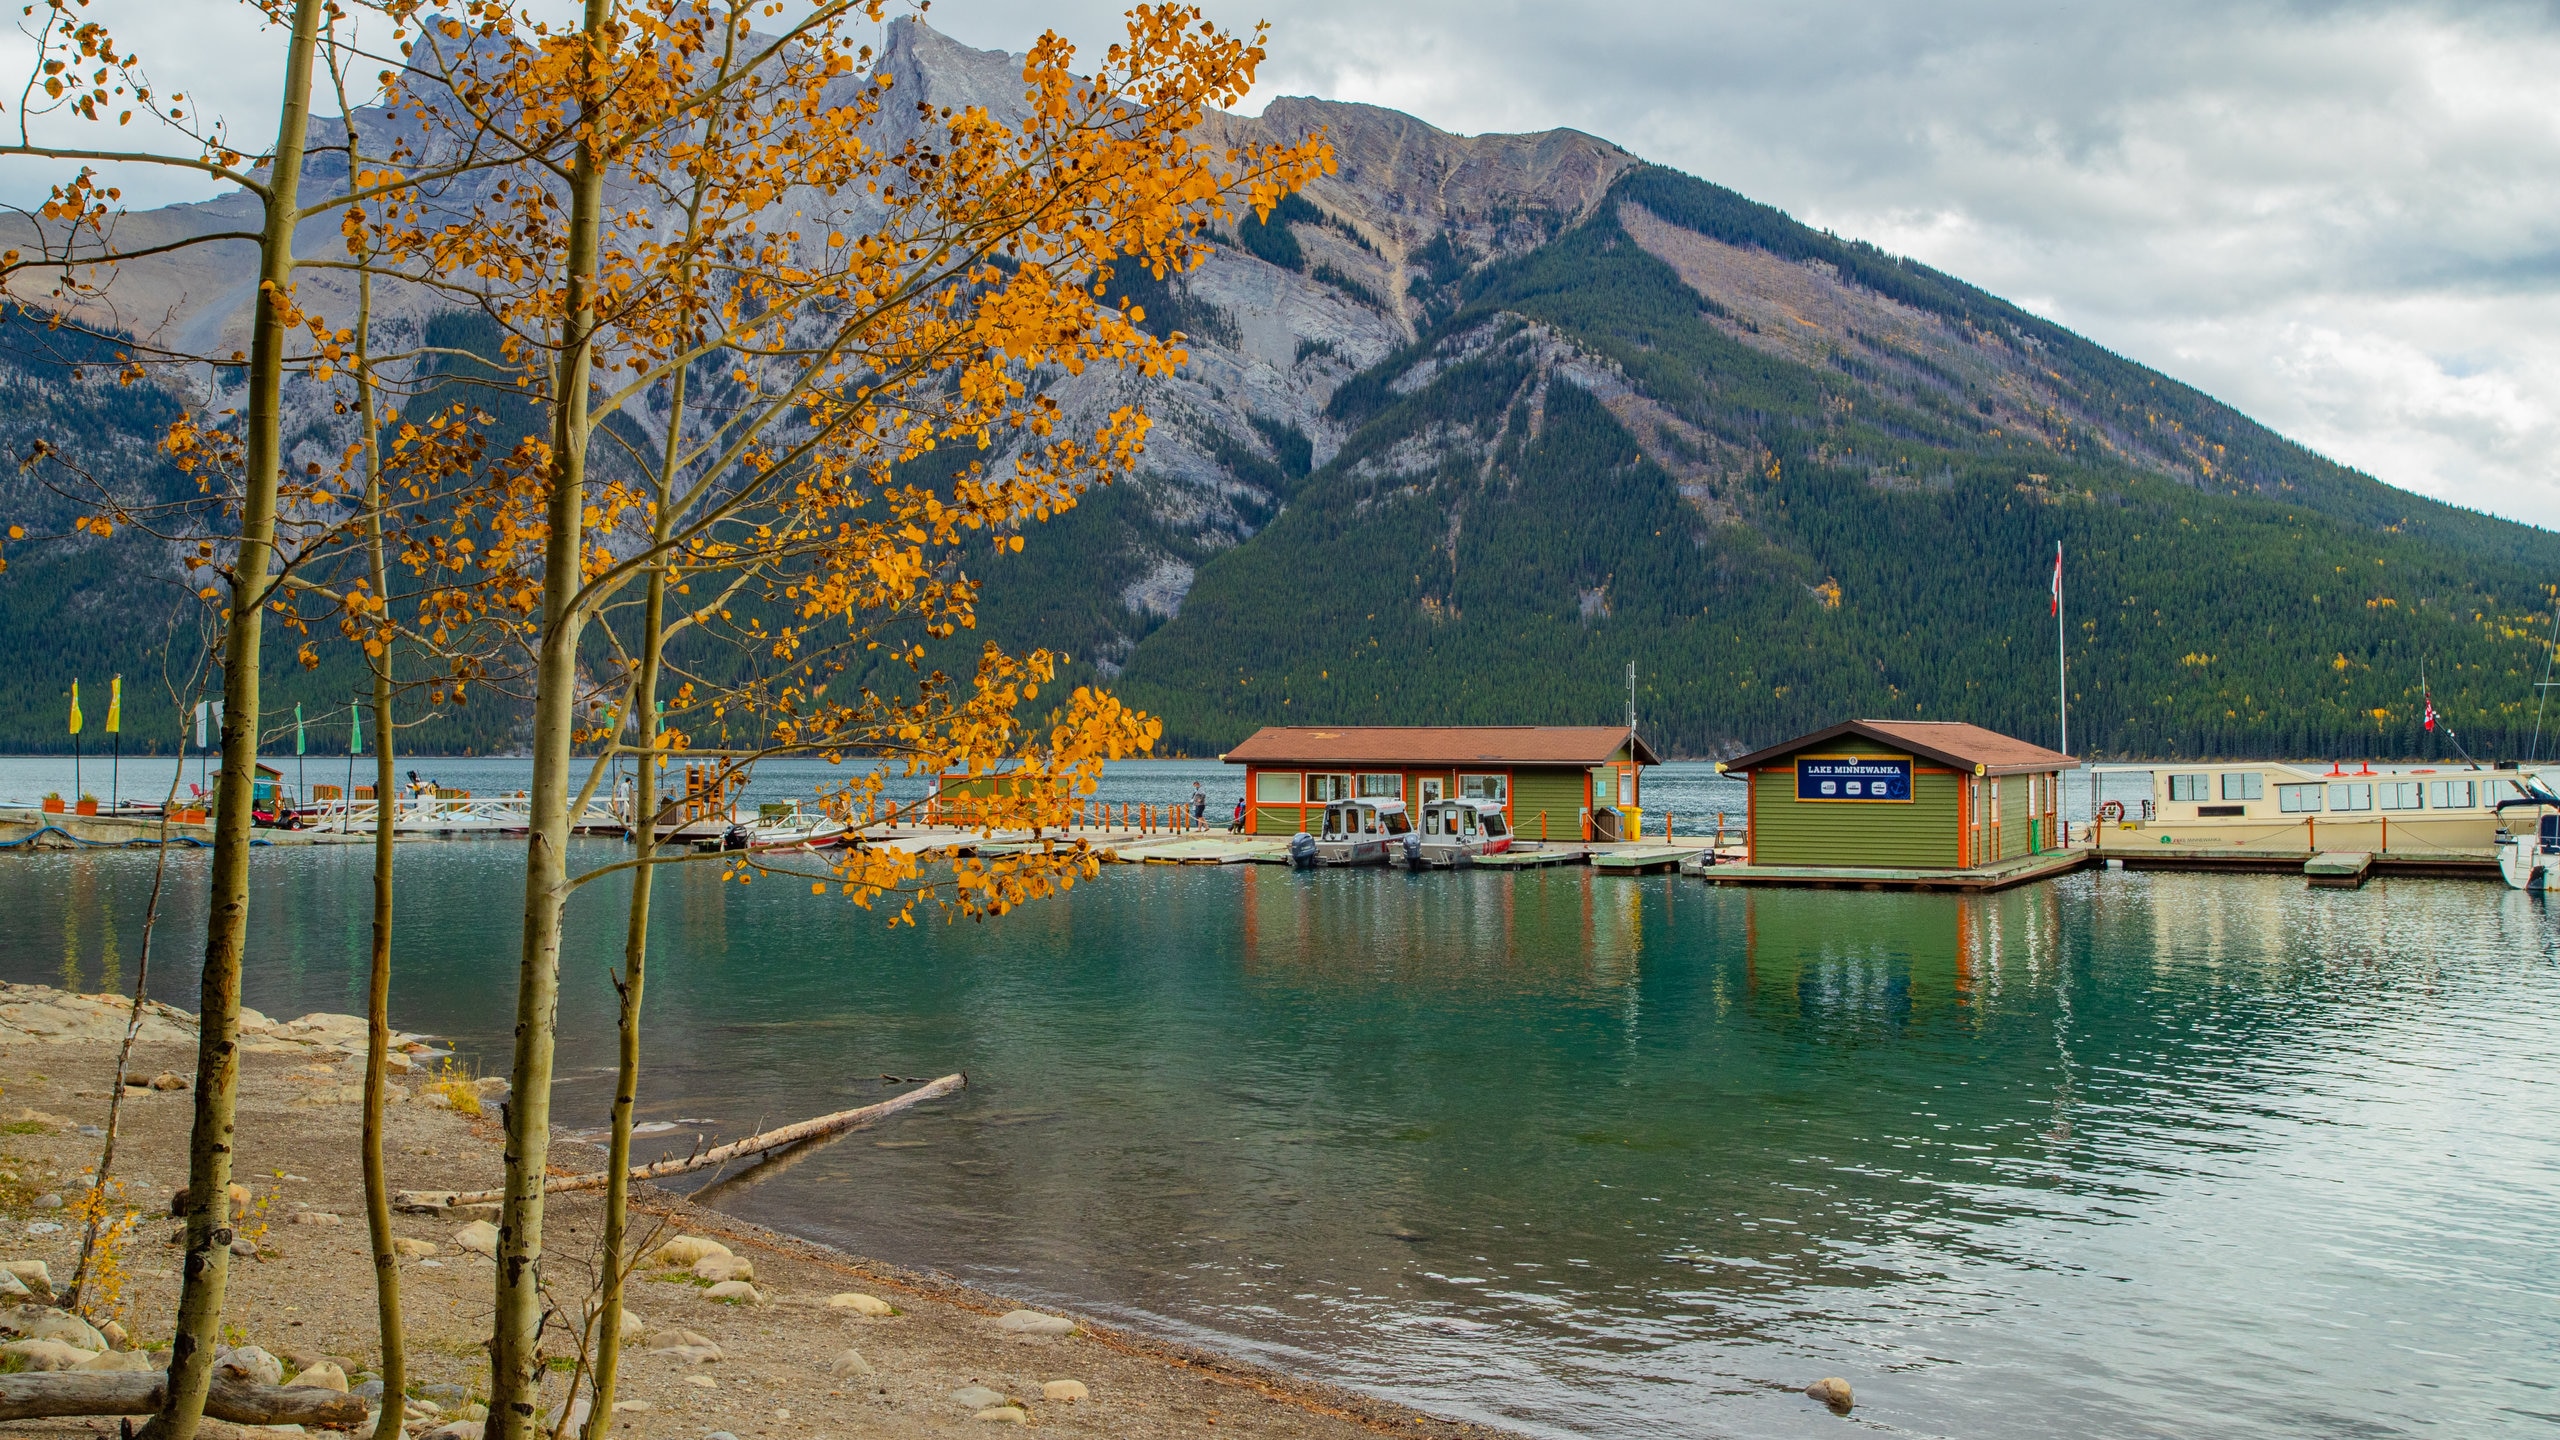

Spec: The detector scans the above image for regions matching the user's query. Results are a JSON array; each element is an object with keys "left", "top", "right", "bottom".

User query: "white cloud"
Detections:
[{"left": 15, "top": 1, "right": 2560, "bottom": 527}]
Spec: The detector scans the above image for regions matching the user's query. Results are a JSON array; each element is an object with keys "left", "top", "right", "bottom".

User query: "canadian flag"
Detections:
[
  {"left": 2424, "top": 692, "right": 2438, "bottom": 732},
  {"left": 2051, "top": 543, "right": 2063, "bottom": 616}
]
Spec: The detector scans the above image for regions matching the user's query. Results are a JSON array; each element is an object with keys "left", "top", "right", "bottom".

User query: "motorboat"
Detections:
[
  {"left": 722, "top": 801, "right": 848, "bottom": 852},
  {"left": 1395, "top": 797, "right": 1514, "bottom": 867},
  {"left": 2495, "top": 777, "right": 2560, "bottom": 889},
  {"left": 1305, "top": 798, "right": 1410, "bottom": 866}
]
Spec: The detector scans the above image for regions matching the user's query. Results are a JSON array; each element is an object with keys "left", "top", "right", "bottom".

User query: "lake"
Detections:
[{"left": 0, "top": 761, "right": 2552, "bottom": 1439}]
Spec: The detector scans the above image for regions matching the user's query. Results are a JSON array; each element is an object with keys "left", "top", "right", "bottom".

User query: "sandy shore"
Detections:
[{"left": 0, "top": 985, "right": 1518, "bottom": 1439}]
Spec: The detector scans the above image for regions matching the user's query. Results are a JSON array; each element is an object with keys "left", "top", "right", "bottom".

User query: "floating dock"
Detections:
[
  {"left": 2303, "top": 852, "right": 2375, "bottom": 888},
  {"left": 2108, "top": 845, "right": 2495, "bottom": 879},
  {"left": 1698, "top": 848, "right": 2098, "bottom": 893},
  {"left": 1588, "top": 846, "right": 1687, "bottom": 875}
]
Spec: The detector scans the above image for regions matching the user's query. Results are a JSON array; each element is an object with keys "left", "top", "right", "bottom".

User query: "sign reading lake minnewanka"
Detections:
[{"left": 1795, "top": 756, "right": 1913, "bottom": 802}]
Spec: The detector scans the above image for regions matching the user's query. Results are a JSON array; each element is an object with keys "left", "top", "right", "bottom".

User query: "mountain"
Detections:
[{"left": 4, "top": 18, "right": 2555, "bottom": 761}]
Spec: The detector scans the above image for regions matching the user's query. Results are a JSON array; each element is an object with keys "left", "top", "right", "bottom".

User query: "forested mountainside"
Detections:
[{"left": 3, "top": 19, "right": 2556, "bottom": 760}]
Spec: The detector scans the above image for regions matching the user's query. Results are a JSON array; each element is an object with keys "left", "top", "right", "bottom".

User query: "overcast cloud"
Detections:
[{"left": 14, "top": 1, "right": 2560, "bottom": 528}]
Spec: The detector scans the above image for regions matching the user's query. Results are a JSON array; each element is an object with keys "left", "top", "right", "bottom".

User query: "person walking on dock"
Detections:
[{"left": 1192, "top": 782, "right": 1207, "bottom": 829}]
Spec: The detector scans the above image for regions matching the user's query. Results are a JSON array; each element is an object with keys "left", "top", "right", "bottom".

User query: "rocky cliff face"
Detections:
[{"left": 9, "top": 18, "right": 2551, "bottom": 758}]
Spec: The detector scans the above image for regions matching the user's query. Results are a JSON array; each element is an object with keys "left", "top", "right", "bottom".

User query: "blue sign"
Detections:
[{"left": 1796, "top": 756, "right": 1912, "bottom": 802}]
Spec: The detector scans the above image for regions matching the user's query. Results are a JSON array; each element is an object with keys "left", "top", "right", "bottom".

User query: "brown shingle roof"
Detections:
[
  {"left": 1223, "top": 725, "right": 1662, "bottom": 768},
  {"left": 1720, "top": 719, "right": 2074, "bottom": 776}
]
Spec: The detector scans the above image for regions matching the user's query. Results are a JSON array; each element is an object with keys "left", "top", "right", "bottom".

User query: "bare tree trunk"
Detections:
[
  {"left": 583, "top": 372, "right": 676, "bottom": 1440},
  {"left": 155, "top": 6, "right": 324, "bottom": 1437},
  {"left": 353, "top": 230, "right": 407, "bottom": 1440},
  {"left": 490, "top": 3, "right": 614, "bottom": 1432}
]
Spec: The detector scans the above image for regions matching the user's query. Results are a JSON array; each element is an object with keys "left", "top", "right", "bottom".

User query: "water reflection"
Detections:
[{"left": 0, "top": 851, "right": 2554, "bottom": 1439}]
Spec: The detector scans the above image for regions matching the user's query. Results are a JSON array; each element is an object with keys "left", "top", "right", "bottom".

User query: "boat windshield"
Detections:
[
  {"left": 1482, "top": 809, "right": 1508, "bottom": 837},
  {"left": 1384, "top": 809, "right": 1413, "bottom": 836}
]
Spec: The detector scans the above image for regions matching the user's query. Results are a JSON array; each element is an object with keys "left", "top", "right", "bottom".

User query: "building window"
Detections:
[
  {"left": 1254, "top": 771, "right": 1301, "bottom": 804},
  {"left": 1618, "top": 768, "right": 1636, "bottom": 807},
  {"left": 1307, "top": 773, "right": 1351, "bottom": 802},
  {"left": 2427, "top": 780, "right": 2475, "bottom": 810},
  {"left": 2221, "top": 772, "right": 2263, "bottom": 801},
  {"left": 1460, "top": 773, "right": 1508, "bottom": 802},
  {"left": 2377, "top": 781, "right": 2422, "bottom": 811},
  {"left": 2329, "top": 782, "right": 2373, "bottom": 811},
  {"left": 2277, "top": 784, "right": 2323, "bottom": 813},
  {"left": 2168, "top": 774, "right": 2210, "bottom": 802},
  {"left": 1357, "top": 773, "right": 1402, "bottom": 799}
]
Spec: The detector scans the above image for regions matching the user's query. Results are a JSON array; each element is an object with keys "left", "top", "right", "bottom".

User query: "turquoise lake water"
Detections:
[{"left": 0, "top": 762, "right": 2552, "bottom": 1438}]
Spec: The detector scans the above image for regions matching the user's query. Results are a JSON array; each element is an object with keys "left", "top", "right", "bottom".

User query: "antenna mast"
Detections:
[{"left": 1627, "top": 660, "right": 1637, "bottom": 733}]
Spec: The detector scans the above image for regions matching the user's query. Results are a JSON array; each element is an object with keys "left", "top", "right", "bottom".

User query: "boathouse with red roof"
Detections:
[
  {"left": 1222, "top": 726, "right": 1662, "bottom": 842},
  {"left": 1716, "top": 720, "right": 2076, "bottom": 868}
]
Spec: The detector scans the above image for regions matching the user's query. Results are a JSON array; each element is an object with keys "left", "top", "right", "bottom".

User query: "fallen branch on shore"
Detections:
[
  {"left": 394, "top": 1072, "right": 966, "bottom": 1212},
  {"left": 0, "top": 1370, "right": 371, "bottom": 1426}
]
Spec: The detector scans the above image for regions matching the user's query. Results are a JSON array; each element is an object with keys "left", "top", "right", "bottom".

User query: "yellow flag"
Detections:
[
  {"left": 67, "top": 680, "right": 82, "bottom": 737},
  {"left": 106, "top": 676, "right": 120, "bottom": 735}
]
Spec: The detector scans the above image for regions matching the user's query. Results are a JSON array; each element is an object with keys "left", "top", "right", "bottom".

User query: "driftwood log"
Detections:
[
  {"left": 395, "top": 1072, "right": 965, "bottom": 1212},
  {"left": 0, "top": 1370, "right": 372, "bottom": 1425}
]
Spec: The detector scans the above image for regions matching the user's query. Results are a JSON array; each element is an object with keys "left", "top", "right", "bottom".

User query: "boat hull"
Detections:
[{"left": 1312, "top": 837, "right": 1388, "bottom": 867}]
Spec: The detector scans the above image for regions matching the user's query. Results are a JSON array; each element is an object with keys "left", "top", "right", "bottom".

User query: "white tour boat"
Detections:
[{"left": 2093, "top": 759, "right": 2560, "bottom": 859}]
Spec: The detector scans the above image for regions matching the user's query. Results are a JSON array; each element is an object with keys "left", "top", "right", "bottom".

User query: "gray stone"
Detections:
[
  {"left": 7, "top": 1305, "right": 106, "bottom": 1350},
  {"left": 418, "top": 1423, "right": 483, "bottom": 1440},
  {"left": 948, "top": 1386, "right": 1009, "bottom": 1409},
  {"left": 451, "top": 1219, "right": 500, "bottom": 1257},
  {"left": 994, "top": 1309, "right": 1074, "bottom": 1336},
  {"left": 286, "top": 1359, "right": 349, "bottom": 1391},
  {"left": 3, "top": 1338, "right": 99, "bottom": 1370},
  {"left": 217, "top": 1345, "right": 285, "bottom": 1386},
  {"left": 351, "top": 1380, "right": 385, "bottom": 1402},
  {"left": 645, "top": 1236, "right": 730, "bottom": 1267},
  {"left": 31, "top": 1194, "right": 61, "bottom": 1210},
  {"left": 827, "top": 1348, "right": 873, "bottom": 1379},
  {"left": 2, "top": 1260, "right": 53, "bottom": 1299}
]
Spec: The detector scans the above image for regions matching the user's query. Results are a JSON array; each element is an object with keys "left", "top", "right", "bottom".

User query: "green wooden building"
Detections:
[
  {"left": 1223, "top": 726, "right": 1661, "bottom": 841},
  {"left": 1717, "top": 720, "right": 2075, "bottom": 869}
]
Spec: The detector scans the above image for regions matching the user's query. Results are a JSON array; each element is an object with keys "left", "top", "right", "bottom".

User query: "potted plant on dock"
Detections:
[
  {"left": 75, "top": 794, "right": 98, "bottom": 817},
  {"left": 40, "top": 791, "right": 63, "bottom": 814}
]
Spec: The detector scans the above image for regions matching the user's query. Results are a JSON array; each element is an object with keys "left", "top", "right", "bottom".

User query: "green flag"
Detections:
[
  {"left": 295, "top": 702, "right": 306, "bottom": 756},
  {"left": 350, "top": 699, "right": 362, "bottom": 756}
]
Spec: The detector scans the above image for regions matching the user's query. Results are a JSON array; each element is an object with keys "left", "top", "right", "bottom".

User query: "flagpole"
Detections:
[{"left": 2055, "top": 540, "right": 2069, "bottom": 757}]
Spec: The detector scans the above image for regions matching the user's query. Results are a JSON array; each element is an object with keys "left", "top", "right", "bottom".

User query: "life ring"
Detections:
[{"left": 2096, "top": 800, "right": 2126, "bottom": 824}]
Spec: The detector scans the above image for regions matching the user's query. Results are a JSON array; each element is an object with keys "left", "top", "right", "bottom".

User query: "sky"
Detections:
[{"left": 12, "top": 0, "right": 2560, "bottom": 529}]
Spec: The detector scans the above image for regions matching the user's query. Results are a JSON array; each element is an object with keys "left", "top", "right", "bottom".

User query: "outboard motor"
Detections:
[
  {"left": 720, "top": 823, "right": 752, "bottom": 852},
  {"left": 1400, "top": 832, "right": 1423, "bottom": 868},
  {"left": 1288, "top": 832, "right": 1320, "bottom": 869}
]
